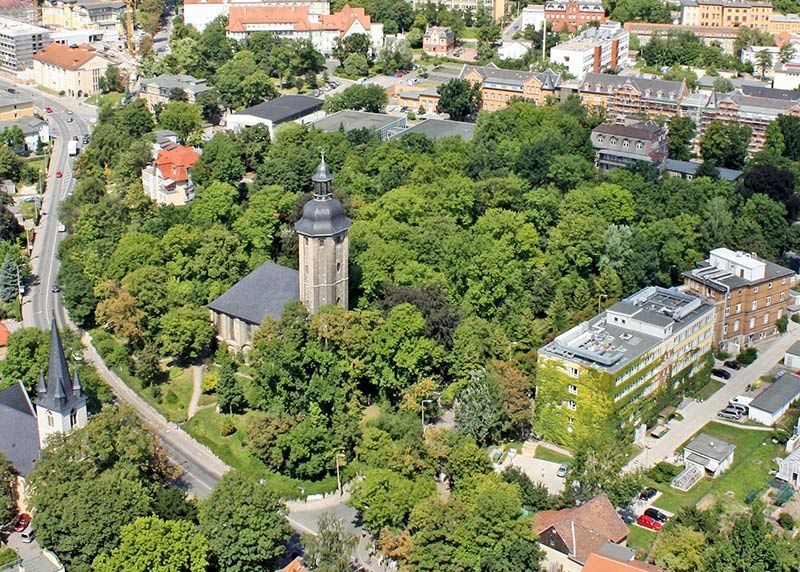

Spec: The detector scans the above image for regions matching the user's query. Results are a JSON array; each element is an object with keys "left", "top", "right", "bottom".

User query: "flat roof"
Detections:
[
  {"left": 685, "top": 432, "right": 735, "bottom": 462},
  {"left": 233, "top": 95, "right": 323, "bottom": 123},
  {"left": 312, "top": 110, "right": 403, "bottom": 133},
  {"left": 750, "top": 374, "right": 800, "bottom": 414},
  {"left": 787, "top": 340, "right": 800, "bottom": 357},
  {"left": 0, "top": 92, "right": 32, "bottom": 108},
  {"left": 392, "top": 118, "right": 476, "bottom": 141},
  {"left": 683, "top": 255, "right": 794, "bottom": 290},
  {"left": 0, "top": 15, "right": 49, "bottom": 35},
  {"left": 665, "top": 158, "right": 742, "bottom": 181}
]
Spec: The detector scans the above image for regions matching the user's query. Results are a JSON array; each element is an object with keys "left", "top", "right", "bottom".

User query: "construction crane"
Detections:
[{"left": 125, "top": 0, "right": 135, "bottom": 54}]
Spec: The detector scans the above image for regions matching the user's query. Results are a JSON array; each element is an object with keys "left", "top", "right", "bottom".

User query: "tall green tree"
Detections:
[
  {"left": 699, "top": 120, "right": 751, "bottom": 169},
  {"left": 0, "top": 250, "right": 18, "bottom": 302},
  {"left": 159, "top": 102, "right": 203, "bottom": 141},
  {"left": 436, "top": 79, "right": 481, "bottom": 121},
  {"left": 667, "top": 116, "right": 696, "bottom": 160},
  {"left": 303, "top": 513, "right": 357, "bottom": 572}
]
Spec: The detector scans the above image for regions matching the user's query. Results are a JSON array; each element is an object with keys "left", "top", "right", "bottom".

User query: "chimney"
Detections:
[
  {"left": 610, "top": 38, "right": 619, "bottom": 69},
  {"left": 593, "top": 46, "right": 601, "bottom": 72}
]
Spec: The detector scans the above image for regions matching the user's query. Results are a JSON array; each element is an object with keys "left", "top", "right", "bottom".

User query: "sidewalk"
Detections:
[{"left": 626, "top": 324, "right": 800, "bottom": 472}]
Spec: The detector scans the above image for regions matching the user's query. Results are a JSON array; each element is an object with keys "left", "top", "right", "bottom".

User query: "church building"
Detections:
[{"left": 209, "top": 156, "right": 352, "bottom": 355}]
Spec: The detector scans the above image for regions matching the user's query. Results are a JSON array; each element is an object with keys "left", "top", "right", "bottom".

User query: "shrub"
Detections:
[
  {"left": 772, "top": 427, "right": 791, "bottom": 444},
  {"left": 792, "top": 314, "right": 800, "bottom": 324},
  {"left": 220, "top": 417, "right": 236, "bottom": 437},
  {"left": 715, "top": 350, "right": 731, "bottom": 360},
  {"left": 737, "top": 347, "right": 758, "bottom": 365},
  {"left": 0, "top": 549, "right": 17, "bottom": 566},
  {"left": 777, "top": 315, "right": 789, "bottom": 333},
  {"left": 779, "top": 512, "right": 795, "bottom": 530},
  {"left": 202, "top": 371, "right": 219, "bottom": 394},
  {"left": 163, "top": 390, "right": 178, "bottom": 405},
  {"left": 648, "top": 462, "right": 682, "bottom": 484}
]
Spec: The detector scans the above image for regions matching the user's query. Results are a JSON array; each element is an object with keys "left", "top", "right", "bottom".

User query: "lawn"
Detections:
[
  {"left": 627, "top": 524, "right": 658, "bottom": 559},
  {"left": 116, "top": 365, "right": 194, "bottom": 423},
  {"left": 694, "top": 379, "right": 724, "bottom": 401},
  {"left": 650, "top": 421, "right": 781, "bottom": 514},
  {"left": 533, "top": 446, "right": 572, "bottom": 465},
  {"left": 86, "top": 91, "right": 123, "bottom": 107},
  {"left": 459, "top": 26, "right": 479, "bottom": 39},
  {"left": 20, "top": 202, "right": 37, "bottom": 221}
]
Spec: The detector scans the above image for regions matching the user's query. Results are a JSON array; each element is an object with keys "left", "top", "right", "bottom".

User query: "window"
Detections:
[
  {"left": 734, "top": 320, "right": 740, "bottom": 332},
  {"left": 568, "top": 384, "right": 578, "bottom": 395},
  {"left": 724, "top": 307, "right": 731, "bottom": 316},
  {"left": 610, "top": 136, "right": 617, "bottom": 144},
  {"left": 769, "top": 282, "right": 773, "bottom": 289},
  {"left": 636, "top": 141, "right": 643, "bottom": 150},
  {"left": 70, "top": 408, "right": 77, "bottom": 427},
  {"left": 767, "top": 296, "right": 772, "bottom": 305},
  {"left": 567, "top": 366, "right": 579, "bottom": 378},
  {"left": 566, "top": 400, "right": 577, "bottom": 410},
  {"left": 723, "top": 323, "right": 728, "bottom": 335},
  {"left": 47, "top": 410, "right": 53, "bottom": 427},
  {"left": 763, "top": 313, "right": 770, "bottom": 324},
  {"left": 749, "top": 317, "right": 756, "bottom": 329},
  {"left": 735, "top": 303, "right": 741, "bottom": 313},
  {"left": 622, "top": 139, "right": 630, "bottom": 148},
  {"left": 752, "top": 300, "right": 758, "bottom": 311},
  {"left": 596, "top": 134, "right": 604, "bottom": 143},
  {"left": 754, "top": 286, "right": 759, "bottom": 293}
]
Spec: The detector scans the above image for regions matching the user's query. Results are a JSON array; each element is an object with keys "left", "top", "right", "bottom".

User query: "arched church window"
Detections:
[
  {"left": 70, "top": 408, "right": 77, "bottom": 427},
  {"left": 47, "top": 410, "right": 53, "bottom": 427},
  {"left": 337, "top": 262, "right": 341, "bottom": 273}
]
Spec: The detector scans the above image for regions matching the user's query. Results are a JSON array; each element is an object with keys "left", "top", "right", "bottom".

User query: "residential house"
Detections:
[
  {"left": 0, "top": 92, "right": 33, "bottom": 121},
  {"left": 747, "top": 373, "right": 800, "bottom": 426},
  {"left": 713, "top": 89, "right": 800, "bottom": 153},
  {"left": 665, "top": 158, "right": 743, "bottom": 181},
  {"left": 544, "top": 0, "right": 606, "bottom": 32},
  {"left": 578, "top": 72, "right": 687, "bottom": 120},
  {"left": 141, "top": 144, "right": 201, "bottom": 206},
  {"left": 224, "top": 94, "right": 324, "bottom": 138},
  {"left": 32, "top": 43, "right": 110, "bottom": 96},
  {"left": 785, "top": 340, "right": 800, "bottom": 369},
  {"left": 41, "top": 0, "right": 125, "bottom": 33},
  {"left": 184, "top": 0, "right": 331, "bottom": 32},
  {"left": 774, "top": 61, "right": 800, "bottom": 89},
  {"left": 680, "top": 0, "right": 772, "bottom": 30},
  {"left": 591, "top": 120, "right": 668, "bottom": 172},
  {"left": 0, "top": 116, "right": 50, "bottom": 153},
  {"left": 0, "top": 0, "right": 35, "bottom": 25},
  {"left": 422, "top": 26, "right": 455, "bottom": 56},
  {"left": 396, "top": 87, "right": 440, "bottom": 113},
  {"left": 498, "top": 39, "right": 532, "bottom": 59},
  {"left": 138, "top": 74, "right": 214, "bottom": 111},
  {"left": 550, "top": 22, "right": 628, "bottom": 78},
  {"left": 776, "top": 446, "right": 800, "bottom": 489},
  {"left": 624, "top": 23, "right": 740, "bottom": 54},
  {"left": 521, "top": 4, "right": 545, "bottom": 30},
  {"left": 741, "top": 45, "right": 779, "bottom": 71},
  {"left": 537, "top": 286, "right": 714, "bottom": 446},
  {"left": 683, "top": 432, "right": 735, "bottom": 478},
  {"left": 533, "top": 494, "right": 628, "bottom": 571},
  {"left": 276, "top": 557, "right": 309, "bottom": 572},
  {"left": 390, "top": 118, "right": 476, "bottom": 141},
  {"left": 682, "top": 248, "right": 795, "bottom": 352},
  {"left": 584, "top": 549, "right": 663, "bottom": 572},
  {"left": 312, "top": 110, "right": 405, "bottom": 140},
  {"left": 460, "top": 63, "right": 561, "bottom": 111},
  {"left": 0, "top": 17, "right": 51, "bottom": 73},
  {"left": 225, "top": 4, "right": 383, "bottom": 55}
]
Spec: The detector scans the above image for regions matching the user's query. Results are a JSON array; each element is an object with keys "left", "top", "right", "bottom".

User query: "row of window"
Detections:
[
  {"left": 724, "top": 293, "right": 785, "bottom": 316},
  {"left": 596, "top": 134, "right": 646, "bottom": 150},
  {"left": 723, "top": 309, "right": 782, "bottom": 335}
]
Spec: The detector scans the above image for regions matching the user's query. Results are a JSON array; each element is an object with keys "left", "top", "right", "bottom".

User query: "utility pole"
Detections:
[{"left": 335, "top": 453, "right": 345, "bottom": 496}]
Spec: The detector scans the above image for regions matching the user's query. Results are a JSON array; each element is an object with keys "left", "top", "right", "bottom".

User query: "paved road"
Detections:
[{"left": 626, "top": 323, "right": 800, "bottom": 471}]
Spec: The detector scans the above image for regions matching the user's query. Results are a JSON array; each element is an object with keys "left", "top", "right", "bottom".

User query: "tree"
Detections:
[
  {"left": 0, "top": 145, "right": 22, "bottom": 181},
  {"left": 198, "top": 471, "right": 292, "bottom": 572},
  {"left": 99, "top": 65, "right": 124, "bottom": 93},
  {"left": 0, "top": 327, "right": 49, "bottom": 392},
  {"left": 235, "top": 124, "right": 271, "bottom": 171},
  {"left": 93, "top": 516, "right": 210, "bottom": 572},
  {"left": 322, "top": 84, "right": 388, "bottom": 113},
  {"left": 780, "top": 43, "right": 796, "bottom": 63},
  {"left": 0, "top": 126, "right": 25, "bottom": 152},
  {"left": 350, "top": 468, "right": 436, "bottom": 532},
  {"left": 652, "top": 525, "right": 707, "bottom": 572},
  {"left": 190, "top": 181, "right": 241, "bottom": 227},
  {"left": 115, "top": 100, "right": 155, "bottom": 138},
  {"left": 501, "top": 467, "right": 553, "bottom": 511},
  {"left": 667, "top": 116, "right": 696, "bottom": 160},
  {"left": 699, "top": 120, "right": 751, "bottom": 169},
  {"left": 159, "top": 102, "right": 203, "bottom": 141},
  {"left": 216, "top": 349, "right": 245, "bottom": 414},
  {"left": 455, "top": 370, "right": 503, "bottom": 446},
  {"left": 755, "top": 49, "right": 773, "bottom": 77},
  {"left": 214, "top": 50, "right": 278, "bottom": 110},
  {"left": 610, "top": 0, "right": 671, "bottom": 22},
  {"left": 374, "top": 41, "right": 413, "bottom": 74},
  {"left": 195, "top": 89, "right": 222, "bottom": 124},
  {"left": 436, "top": 79, "right": 481, "bottom": 121},
  {"left": 0, "top": 251, "right": 18, "bottom": 302},
  {"left": 303, "top": 513, "right": 357, "bottom": 572},
  {"left": 159, "top": 306, "right": 215, "bottom": 360},
  {"left": 332, "top": 33, "right": 372, "bottom": 65},
  {"left": 191, "top": 132, "right": 245, "bottom": 187},
  {"left": 0, "top": 453, "right": 15, "bottom": 525},
  {"left": 343, "top": 53, "right": 369, "bottom": 76}
]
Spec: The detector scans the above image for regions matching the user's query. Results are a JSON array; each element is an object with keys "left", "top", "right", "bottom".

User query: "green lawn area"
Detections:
[
  {"left": 86, "top": 91, "right": 123, "bottom": 107},
  {"left": 694, "top": 379, "right": 724, "bottom": 401},
  {"left": 35, "top": 86, "right": 60, "bottom": 96},
  {"left": 650, "top": 421, "right": 781, "bottom": 514},
  {"left": 627, "top": 524, "right": 658, "bottom": 559},
  {"left": 533, "top": 446, "right": 572, "bottom": 465},
  {"left": 20, "top": 201, "right": 37, "bottom": 221},
  {"left": 459, "top": 26, "right": 479, "bottom": 39},
  {"left": 115, "top": 365, "right": 194, "bottom": 423}
]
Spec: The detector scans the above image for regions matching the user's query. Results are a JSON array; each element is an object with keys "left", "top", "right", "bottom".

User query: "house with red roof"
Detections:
[{"left": 141, "top": 144, "right": 201, "bottom": 206}]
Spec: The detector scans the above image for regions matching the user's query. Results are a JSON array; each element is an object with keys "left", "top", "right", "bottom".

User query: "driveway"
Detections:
[
  {"left": 626, "top": 323, "right": 800, "bottom": 472},
  {"left": 501, "top": 455, "right": 566, "bottom": 495}
]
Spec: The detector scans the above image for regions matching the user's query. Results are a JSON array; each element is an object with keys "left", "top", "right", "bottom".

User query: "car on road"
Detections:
[
  {"left": 55, "top": 170, "right": 63, "bottom": 178},
  {"left": 717, "top": 409, "right": 741, "bottom": 420},
  {"left": 45, "top": 106, "right": 53, "bottom": 113},
  {"left": 7, "top": 88, "right": 16, "bottom": 93},
  {"left": 556, "top": 464, "right": 568, "bottom": 477},
  {"left": 51, "top": 284, "right": 60, "bottom": 293},
  {"left": 711, "top": 368, "right": 731, "bottom": 380},
  {"left": 83, "top": 134, "right": 90, "bottom": 144},
  {"left": 724, "top": 360, "right": 741, "bottom": 370},
  {"left": 66, "top": 117, "right": 74, "bottom": 123},
  {"left": 644, "top": 507, "right": 668, "bottom": 523},
  {"left": 66, "top": 109, "right": 73, "bottom": 115},
  {"left": 58, "top": 223, "right": 66, "bottom": 232},
  {"left": 637, "top": 514, "right": 662, "bottom": 531},
  {"left": 394, "top": 70, "right": 406, "bottom": 77},
  {"left": 639, "top": 487, "right": 658, "bottom": 501},
  {"left": 14, "top": 513, "right": 30, "bottom": 532},
  {"left": 20, "top": 524, "right": 34, "bottom": 543}
]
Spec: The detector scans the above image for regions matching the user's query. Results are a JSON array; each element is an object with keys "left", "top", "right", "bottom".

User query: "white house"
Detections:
[
  {"left": 521, "top": 4, "right": 545, "bottom": 31},
  {"left": 786, "top": 341, "right": 800, "bottom": 370},
  {"left": 141, "top": 144, "right": 201, "bottom": 206},
  {"left": 499, "top": 40, "right": 532, "bottom": 59},
  {"left": 224, "top": 95, "right": 324, "bottom": 138},
  {"left": 748, "top": 373, "right": 800, "bottom": 426},
  {"left": 0, "top": 116, "right": 50, "bottom": 153},
  {"left": 683, "top": 432, "right": 735, "bottom": 478}
]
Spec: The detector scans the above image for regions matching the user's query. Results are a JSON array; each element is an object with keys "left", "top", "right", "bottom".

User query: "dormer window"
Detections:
[
  {"left": 657, "top": 90, "right": 664, "bottom": 97},
  {"left": 622, "top": 139, "right": 630, "bottom": 148},
  {"left": 645, "top": 89, "right": 651, "bottom": 96},
  {"left": 610, "top": 136, "right": 617, "bottom": 144},
  {"left": 636, "top": 141, "right": 643, "bottom": 150},
  {"left": 597, "top": 134, "right": 604, "bottom": 142}
]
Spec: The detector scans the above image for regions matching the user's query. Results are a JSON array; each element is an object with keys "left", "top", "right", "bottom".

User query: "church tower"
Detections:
[
  {"left": 36, "top": 319, "right": 87, "bottom": 449},
  {"left": 294, "top": 155, "right": 352, "bottom": 314}
]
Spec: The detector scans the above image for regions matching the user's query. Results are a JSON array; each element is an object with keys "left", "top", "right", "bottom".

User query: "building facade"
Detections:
[
  {"left": 460, "top": 63, "right": 561, "bottom": 112},
  {"left": 545, "top": 0, "right": 606, "bottom": 32},
  {"left": 624, "top": 22, "right": 740, "bottom": 54},
  {"left": 0, "top": 0, "right": 35, "bottom": 25},
  {"left": 682, "top": 248, "right": 794, "bottom": 352},
  {"left": 578, "top": 72, "right": 687, "bottom": 119},
  {"left": 183, "top": 0, "right": 331, "bottom": 32},
  {"left": 41, "top": 0, "right": 125, "bottom": 32},
  {"left": 680, "top": 0, "right": 772, "bottom": 30},
  {"left": 0, "top": 16, "right": 51, "bottom": 74},
  {"left": 0, "top": 91, "right": 33, "bottom": 121},
  {"left": 33, "top": 43, "right": 110, "bottom": 96},
  {"left": 591, "top": 121, "right": 668, "bottom": 172},
  {"left": 141, "top": 144, "right": 201, "bottom": 206},
  {"left": 138, "top": 74, "right": 214, "bottom": 110},
  {"left": 521, "top": 4, "right": 545, "bottom": 30},
  {"left": 411, "top": 0, "right": 507, "bottom": 21},
  {"left": 549, "top": 21, "right": 628, "bottom": 78},
  {"left": 769, "top": 12, "right": 800, "bottom": 33},
  {"left": 422, "top": 26, "right": 455, "bottom": 56},
  {"left": 536, "top": 286, "right": 714, "bottom": 446},
  {"left": 0, "top": 116, "right": 50, "bottom": 152}
]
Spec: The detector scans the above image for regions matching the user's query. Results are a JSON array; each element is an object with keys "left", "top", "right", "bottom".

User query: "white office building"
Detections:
[
  {"left": 550, "top": 21, "right": 628, "bottom": 79},
  {"left": 521, "top": 4, "right": 545, "bottom": 31},
  {"left": 0, "top": 16, "right": 52, "bottom": 74}
]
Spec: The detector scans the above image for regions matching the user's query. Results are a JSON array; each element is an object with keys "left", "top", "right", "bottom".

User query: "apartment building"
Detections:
[
  {"left": 550, "top": 21, "right": 628, "bottom": 78},
  {"left": 141, "top": 144, "right": 202, "bottom": 206},
  {"left": 769, "top": 13, "right": 800, "bottom": 33},
  {"left": 521, "top": 4, "right": 545, "bottom": 30},
  {"left": 680, "top": 0, "right": 772, "bottom": 30},
  {"left": 184, "top": 0, "right": 331, "bottom": 32},
  {"left": 32, "top": 43, "right": 109, "bottom": 96},
  {"left": 591, "top": 120, "right": 668, "bottom": 172},
  {"left": 683, "top": 248, "right": 795, "bottom": 352},
  {"left": 459, "top": 63, "right": 561, "bottom": 111},
  {"left": 138, "top": 74, "right": 214, "bottom": 111},
  {"left": 0, "top": 92, "right": 33, "bottom": 121},
  {"left": 536, "top": 286, "right": 714, "bottom": 446},
  {"left": 0, "top": 17, "right": 51, "bottom": 74},
  {"left": 623, "top": 22, "right": 740, "bottom": 54},
  {"left": 774, "top": 60, "right": 800, "bottom": 89},
  {"left": 41, "top": 0, "right": 125, "bottom": 33},
  {"left": 411, "top": 0, "right": 508, "bottom": 21},
  {"left": 578, "top": 72, "right": 688, "bottom": 119},
  {"left": 0, "top": 0, "right": 35, "bottom": 25},
  {"left": 423, "top": 26, "right": 455, "bottom": 56},
  {"left": 545, "top": 0, "right": 605, "bottom": 32}
]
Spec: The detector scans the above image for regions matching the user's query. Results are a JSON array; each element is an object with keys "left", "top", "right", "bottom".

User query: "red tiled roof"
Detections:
[
  {"left": 154, "top": 145, "right": 201, "bottom": 182},
  {"left": 33, "top": 43, "right": 97, "bottom": 70},
  {"left": 584, "top": 553, "right": 663, "bottom": 572},
  {"left": 276, "top": 557, "right": 309, "bottom": 572},
  {"left": 0, "top": 322, "right": 9, "bottom": 347},
  {"left": 0, "top": 0, "right": 30, "bottom": 9},
  {"left": 227, "top": 4, "right": 371, "bottom": 33}
]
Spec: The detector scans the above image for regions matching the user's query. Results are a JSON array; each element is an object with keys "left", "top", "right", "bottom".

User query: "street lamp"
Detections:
[
  {"left": 421, "top": 399, "right": 433, "bottom": 436},
  {"left": 597, "top": 293, "right": 608, "bottom": 314},
  {"left": 335, "top": 452, "right": 345, "bottom": 496}
]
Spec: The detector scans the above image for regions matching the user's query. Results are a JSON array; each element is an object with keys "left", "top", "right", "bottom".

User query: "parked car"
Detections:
[
  {"left": 637, "top": 514, "right": 662, "bottom": 531},
  {"left": 644, "top": 508, "right": 668, "bottom": 523},
  {"left": 724, "top": 360, "right": 741, "bottom": 370},
  {"left": 20, "top": 524, "right": 34, "bottom": 543},
  {"left": 66, "top": 117, "right": 74, "bottom": 123},
  {"left": 711, "top": 368, "right": 731, "bottom": 380},
  {"left": 639, "top": 487, "right": 658, "bottom": 501},
  {"left": 55, "top": 170, "right": 63, "bottom": 178},
  {"left": 51, "top": 284, "right": 60, "bottom": 293},
  {"left": 617, "top": 507, "right": 637, "bottom": 524},
  {"left": 717, "top": 409, "right": 741, "bottom": 420},
  {"left": 83, "top": 134, "right": 90, "bottom": 144},
  {"left": 14, "top": 513, "right": 30, "bottom": 532},
  {"left": 556, "top": 464, "right": 568, "bottom": 477},
  {"left": 7, "top": 88, "right": 16, "bottom": 93},
  {"left": 728, "top": 403, "right": 748, "bottom": 415},
  {"left": 777, "top": 370, "right": 786, "bottom": 378},
  {"left": 66, "top": 109, "right": 73, "bottom": 115}
]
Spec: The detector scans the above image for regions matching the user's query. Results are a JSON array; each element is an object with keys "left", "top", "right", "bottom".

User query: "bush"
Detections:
[
  {"left": 0, "top": 549, "right": 17, "bottom": 566},
  {"left": 779, "top": 512, "right": 795, "bottom": 530},
  {"left": 777, "top": 315, "right": 789, "bottom": 333},
  {"left": 772, "top": 427, "right": 791, "bottom": 444},
  {"left": 220, "top": 417, "right": 236, "bottom": 437},
  {"left": 202, "top": 371, "right": 219, "bottom": 394},
  {"left": 715, "top": 350, "right": 731, "bottom": 360},
  {"left": 648, "top": 462, "right": 682, "bottom": 484},
  {"left": 792, "top": 314, "right": 800, "bottom": 324},
  {"left": 737, "top": 347, "right": 758, "bottom": 365},
  {"left": 163, "top": 390, "right": 178, "bottom": 405}
]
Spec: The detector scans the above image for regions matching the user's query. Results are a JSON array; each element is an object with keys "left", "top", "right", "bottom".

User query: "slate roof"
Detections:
[
  {"left": 593, "top": 121, "right": 664, "bottom": 141},
  {"left": 0, "top": 116, "right": 47, "bottom": 137},
  {"left": 233, "top": 95, "right": 323, "bottom": 123},
  {"left": 685, "top": 432, "right": 735, "bottom": 462},
  {"left": 0, "top": 381, "right": 39, "bottom": 476},
  {"left": 37, "top": 321, "right": 84, "bottom": 412},
  {"left": 295, "top": 158, "right": 352, "bottom": 237},
  {"left": 786, "top": 340, "right": 800, "bottom": 357},
  {"left": 664, "top": 159, "right": 743, "bottom": 182},
  {"left": 581, "top": 72, "right": 686, "bottom": 101},
  {"left": 208, "top": 262, "right": 299, "bottom": 325},
  {"left": 749, "top": 374, "right": 800, "bottom": 414},
  {"left": 392, "top": 119, "right": 476, "bottom": 141},
  {"left": 459, "top": 62, "right": 561, "bottom": 90},
  {"left": 740, "top": 84, "right": 800, "bottom": 101}
]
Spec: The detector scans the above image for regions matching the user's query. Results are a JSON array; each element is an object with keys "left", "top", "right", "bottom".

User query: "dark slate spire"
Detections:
[
  {"left": 72, "top": 369, "right": 82, "bottom": 398},
  {"left": 36, "top": 370, "right": 46, "bottom": 397},
  {"left": 294, "top": 154, "right": 352, "bottom": 238},
  {"left": 37, "top": 318, "right": 81, "bottom": 412}
]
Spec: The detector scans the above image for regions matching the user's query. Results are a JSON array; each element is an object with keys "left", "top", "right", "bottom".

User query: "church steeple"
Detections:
[{"left": 294, "top": 155, "right": 352, "bottom": 314}]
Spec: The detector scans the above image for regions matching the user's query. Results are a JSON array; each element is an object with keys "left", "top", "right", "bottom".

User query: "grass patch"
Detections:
[
  {"left": 183, "top": 407, "right": 338, "bottom": 498},
  {"left": 627, "top": 524, "right": 658, "bottom": 559},
  {"left": 114, "top": 365, "right": 194, "bottom": 423},
  {"left": 459, "top": 26, "right": 479, "bottom": 39},
  {"left": 36, "top": 86, "right": 60, "bottom": 96},
  {"left": 650, "top": 421, "right": 781, "bottom": 514},
  {"left": 20, "top": 201, "right": 37, "bottom": 221},
  {"left": 695, "top": 379, "right": 724, "bottom": 401},
  {"left": 533, "top": 446, "right": 572, "bottom": 465},
  {"left": 86, "top": 91, "right": 123, "bottom": 107}
]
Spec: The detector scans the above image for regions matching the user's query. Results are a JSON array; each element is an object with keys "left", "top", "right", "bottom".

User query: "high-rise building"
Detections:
[
  {"left": 0, "top": 16, "right": 51, "bottom": 73},
  {"left": 549, "top": 21, "right": 628, "bottom": 79}
]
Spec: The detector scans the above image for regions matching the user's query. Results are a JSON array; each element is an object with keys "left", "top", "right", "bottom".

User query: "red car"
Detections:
[
  {"left": 394, "top": 70, "right": 406, "bottom": 77},
  {"left": 14, "top": 513, "right": 30, "bottom": 532},
  {"left": 637, "top": 514, "right": 662, "bottom": 531},
  {"left": 45, "top": 106, "right": 53, "bottom": 113},
  {"left": 55, "top": 170, "right": 62, "bottom": 178}
]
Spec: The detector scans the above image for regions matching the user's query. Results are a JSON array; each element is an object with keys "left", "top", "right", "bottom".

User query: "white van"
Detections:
[{"left": 20, "top": 524, "right": 34, "bottom": 543}]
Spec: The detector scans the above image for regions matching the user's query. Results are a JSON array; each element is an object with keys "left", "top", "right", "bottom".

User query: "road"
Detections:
[{"left": 626, "top": 322, "right": 800, "bottom": 471}]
